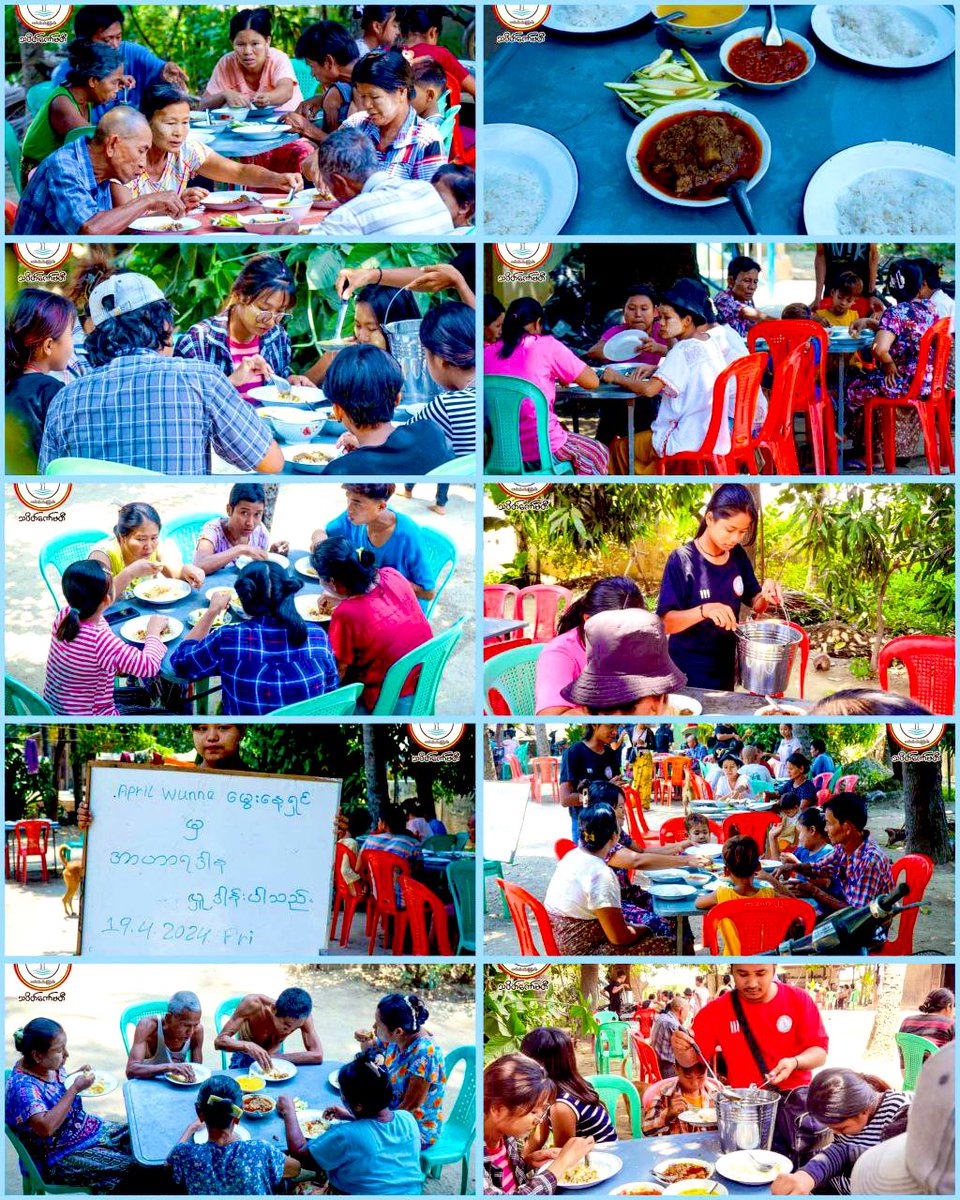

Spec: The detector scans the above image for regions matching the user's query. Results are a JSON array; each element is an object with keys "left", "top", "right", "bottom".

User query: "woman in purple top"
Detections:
[
  {"left": 5, "top": 1019, "right": 142, "bottom": 1192},
  {"left": 713, "top": 255, "right": 774, "bottom": 340}
]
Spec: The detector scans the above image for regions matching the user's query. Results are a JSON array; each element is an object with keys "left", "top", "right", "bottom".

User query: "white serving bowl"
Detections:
[
  {"left": 257, "top": 405, "right": 325, "bottom": 443},
  {"left": 719, "top": 26, "right": 816, "bottom": 90},
  {"left": 649, "top": 3, "right": 747, "bottom": 46}
]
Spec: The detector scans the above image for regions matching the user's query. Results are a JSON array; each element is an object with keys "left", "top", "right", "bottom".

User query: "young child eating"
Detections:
[
  {"left": 694, "top": 834, "right": 775, "bottom": 953},
  {"left": 193, "top": 483, "right": 289, "bottom": 573},
  {"left": 766, "top": 794, "right": 802, "bottom": 859},
  {"left": 815, "top": 272, "right": 861, "bottom": 331}
]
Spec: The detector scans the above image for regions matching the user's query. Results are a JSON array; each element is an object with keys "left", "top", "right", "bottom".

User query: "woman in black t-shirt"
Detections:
[{"left": 657, "top": 485, "right": 784, "bottom": 691}]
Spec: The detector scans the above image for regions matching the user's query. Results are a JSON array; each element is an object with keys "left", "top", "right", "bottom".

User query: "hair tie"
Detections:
[
  {"left": 207, "top": 1095, "right": 243, "bottom": 1118},
  {"left": 14, "top": 1027, "right": 24, "bottom": 1039},
  {"left": 68, "top": 607, "right": 80, "bottom": 618}
]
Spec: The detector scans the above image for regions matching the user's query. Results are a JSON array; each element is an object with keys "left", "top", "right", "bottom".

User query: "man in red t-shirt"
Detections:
[{"left": 679, "top": 964, "right": 828, "bottom": 1090}]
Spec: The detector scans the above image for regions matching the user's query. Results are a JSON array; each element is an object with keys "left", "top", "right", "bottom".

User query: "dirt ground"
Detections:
[
  {"left": 4, "top": 963, "right": 476, "bottom": 1196},
  {"left": 4, "top": 483, "right": 476, "bottom": 714},
  {"left": 483, "top": 792, "right": 955, "bottom": 958}
]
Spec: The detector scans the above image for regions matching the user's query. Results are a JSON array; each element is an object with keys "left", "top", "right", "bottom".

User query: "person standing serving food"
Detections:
[{"left": 657, "top": 484, "right": 784, "bottom": 691}]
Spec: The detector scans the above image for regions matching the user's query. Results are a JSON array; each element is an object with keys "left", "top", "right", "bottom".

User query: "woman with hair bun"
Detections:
[
  {"left": 170, "top": 560, "right": 338, "bottom": 716},
  {"left": 354, "top": 994, "right": 447, "bottom": 1149},
  {"left": 898, "top": 987, "right": 955, "bottom": 1050},
  {"left": 311, "top": 536, "right": 431, "bottom": 712},
  {"left": 5, "top": 1018, "right": 142, "bottom": 1192}
]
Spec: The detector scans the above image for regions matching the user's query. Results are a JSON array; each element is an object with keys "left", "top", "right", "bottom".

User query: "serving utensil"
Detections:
[
  {"left": 726, "top": 179, "right": 760, "bottom": 234},
  {"left": 762, "top": 4, "right": 784, "bottom": 46},
  {"left": 654, "top": 10, "right": 687, "bottom": 23},
  {"left": 744, "top": 1151, "right": 779, "bottom": 1174},
  {"left": 333, "top": 298, "right": 349, "bottom": 341}
]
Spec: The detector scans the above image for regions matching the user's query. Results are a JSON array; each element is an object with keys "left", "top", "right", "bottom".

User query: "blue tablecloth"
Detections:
[
  {"left": 124, "top": 1061, "right": 346, "bottom": 1166},
  {"left": 566, "top": 1130, "right": 760, "bottom": 1195},
  {"left": 193, "top": 109, "right": 304, "bottom": 160},
  {"left": 483, "top": 5, "right": 955, "bottom": 234}
]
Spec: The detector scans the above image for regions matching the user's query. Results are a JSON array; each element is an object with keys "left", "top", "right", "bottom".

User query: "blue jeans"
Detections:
[{"left": 404, "top": 484, "right": 450, "bottom": 506}]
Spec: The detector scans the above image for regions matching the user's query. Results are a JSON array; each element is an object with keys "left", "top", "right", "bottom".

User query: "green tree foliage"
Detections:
[
  {"left": 5, "top": 741, "right": 57, "bottom": 821},
  {"left": 484, "top": 966, "right": 598, "bottom": 1062}
]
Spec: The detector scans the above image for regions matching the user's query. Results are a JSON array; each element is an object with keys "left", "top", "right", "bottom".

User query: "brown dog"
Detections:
[{"left": 60, "top": 846, "right": 83, "bottom": 918}]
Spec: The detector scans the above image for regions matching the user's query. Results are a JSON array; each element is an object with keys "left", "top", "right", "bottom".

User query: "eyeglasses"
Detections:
[{"left": 248, "top": 304, "right": 290, "bottom": 323}]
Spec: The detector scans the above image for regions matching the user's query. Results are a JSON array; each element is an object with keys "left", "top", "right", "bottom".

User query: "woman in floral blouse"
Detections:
[{"left": 355, "top": 993, "right": 446, "bottom": 1148}]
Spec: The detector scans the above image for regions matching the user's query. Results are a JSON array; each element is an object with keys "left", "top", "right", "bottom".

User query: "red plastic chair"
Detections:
[
  {"left": 4, "top": 199, "right": 18, "bottom": 234},
  {"left": 729, "top": 342, "right": 809, "bottom": 475},
  {"left": 529, "top": 756, "right": 560, "bottom": 804},
  {"left": 484, "top": 584, "right": 520, "bottom": 619},
  {"left": 657, "top": 354, "right": 765, "bottom": 474},
  {"left": 621, "top": 787, "right": 650, "bottom": 834},
  {"left": 748, "top": 320, "right": 837, "bottom": 474},
  {"left": 484, "top": 637, "right": 532, "bottom": 662},
  {"left": 514, "top": 585, "right": 573, "bottom": 643},
  {"left": 506, "top": 754, "right": 533, "bottom": 784},
  {"left": 554, "top": 838, "right": 576, "bottom": 860},
  {"left": 703, "top": 896, "right": 817, "bottom": 954},
  {"left": 623, "top": 805, "right": 648, "bottom": 849},
  {"left": 689, "top": 773, "right": 714, "bottom": 801},
  {"left": 835, "top": 775, "right": 859, "bottom": 793},
  {"left": 876, "top": 853, "right": 934, "bottom": 956},
  {"left": 398, "top": 875, "right": 452, "bottom": 955},
  {"left": 863, "top": 317, "right": 954, "bottom": 475},
  {"left": 722, "top": 811, "right": 780, "bottom": 850},
  {"left": 14, "top": 820, "right": 50, "bottom": 883},
  {"left": 659, "top": 817, "right": 691, "bottom": 845},
  {"left": 496, "top": 879, "right": 560, "bottom": 956},
  {"left": 629, "top": 1031, "right": 662, "bottom": 1085},
  {"left": 812, "top": 772, "right": 833, "bottom": 792},
  {"left": 364, "top": 850, "right": 412, "bottom": 956},
  {"left": 329, "top": 841, "right": 363, "bottom": 947},
  {"left": 879, "top": 636, "right": 955, "bottom": 715},
  {"left": 634, "top": 1009, "right": 657, "bottom": 1041}
]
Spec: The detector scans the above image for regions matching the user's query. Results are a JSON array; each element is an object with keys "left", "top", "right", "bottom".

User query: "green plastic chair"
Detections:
[
  {"left": 159, "top": 512, "right": 221, "bottom": 566},
  {"left": 586, "top": 1073, "right": 643, "bottom": 1139},
  {"left": 213, "top": 996, "right": 286, "bottom": 1069},
  {"left": 483, "top": 643, "right": 543, "bottom": 716},
  {"left": 45, "top": 458, "right": 162, "bottom": 476},
  {"left": 483, "top": 858, "right": 508, "bottom": 917},
  {"left": 419, "top": 526, "right": 458, "bottom": 620},
  {"left": 271, "top": 683, "right": 363, "bottom": 716},
  {"left": 291, "top": 57, "right": 319, "bottom": 100},
  {"left": 371, "top": 617, "right": 466, "bottom": 716},
  {"left": 38, "top": 529, "right": 111, "bottom": 609},
  {"left": 5, "top": 120, "right": 22, "bottom": 196},
  {"left": 749, "top": 777, "right": 780, "bottom": 797},
  {"left": 5, "top": 1123, "right": 93, "bottom": 1194},
  {"left": 594, "top": 1023, "right": 630, "bottom": 1076},
  {"left": 454, "top": 830, "right": 469, "bottom": 849},
  {"left": 63, "top": 125, "right": 95, "bottom": 145},
  {"left": 426, "top": 452, "right": 475, "bottom": 476},
  {"left": 594, "top": 1011, "right": 622, "bottom": 1026},
  {"left": 422, "top": 833, "right": 457, "bottom": 851},
  {"left": 516, "top": 742, "right": 531, "bottom": 770},
  {"left": 484, "top": 375, "right": 576, "bottom": 476},
  {"left": 437, "top": 103, "right": 460, "bottom": 156},
  {"left": 446, "top": 857, "right": 476, "bottom": 954},
  {"left": 26, "top": 81, "right": 55, "bottom": 117},
  {"left": 895, "top": 1031, "right": 939, "bottom": 1091},
  {"left": 119, "top": 999, "right": 187, "bottom": 1056},
  {"left": 5, "top": 675, "right": 54, "bottom": 716},
  {"left": 420, "top": 1045, "right": 476, "bottom": 1194}
]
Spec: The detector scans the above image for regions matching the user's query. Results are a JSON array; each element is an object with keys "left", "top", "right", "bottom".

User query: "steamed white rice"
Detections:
[
  {"left": 553, "top": 5, "right": 638, "bottom": 27},
  {"left": 484, "top": 168, "right": 547, "bottom": 237},
  {"left": 835, "top": 171, "right": 954, "bottom": 236},
  {"left": 829, "top": 6, "right": 935, "bottom": 61}
]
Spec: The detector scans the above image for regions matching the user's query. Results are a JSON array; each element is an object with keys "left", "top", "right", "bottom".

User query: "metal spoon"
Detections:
[
  {"left": 333, "top": 298, "right": 349, "bottom": 341},
  {"left": 654, "top": 10, "right": 687, "bottom": 24},
  {"left": 763, "top": 4, "right": 784, "bottom": 46},
  {"left": 744, "top": 1151, "right": 779, "bottom": 1174},
  {"left": 726, "top": 179, "right": 760, "bottom": 235},
  {"left": 271, "top": 374, "right": 292, "bottom": 396}
]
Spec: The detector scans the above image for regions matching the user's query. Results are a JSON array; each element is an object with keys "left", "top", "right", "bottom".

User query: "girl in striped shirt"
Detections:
[
  {"left": 520, "top": 1028, "right": 617, "bottom": 1150},
  {"left": 43, "top": 560, "right": 167, "bottom": 716}
]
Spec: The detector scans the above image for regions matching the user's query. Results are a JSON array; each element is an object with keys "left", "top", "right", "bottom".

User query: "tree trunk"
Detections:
[
  {"left": 262, "top": 485, "right": 279, "bottom": 532},
  {"left": 903, "top": 756, "right": 952, "bottom": 863},
  {"left": 580, "top": 964, "right": 600, "bottom": 1013},
  {"left": 793, "top": 726, "right": 813, "bottom": 755},
  {"left": 483, "top": 732, "right": 497, "bottom": 781},
  {"left": 863, "top": 964, "right": 907, "bottom": 1061},
  {"left": 409, "top": 762, "right": 435, "bottom": 813},
  {"left": 871, "top": 566, "right": 897, "bottom": 674},
  {"left": 535, "top": 727, "right": 550, "bottom": 758},
  {"left": 744, "top": 484, "right": 763, "bottom": 574},
  {"left": 17, "top": 22, "right": 49, "bottom": 91},
  {"left": 362, "top": 726, "right": 388, "bottom": 821}
]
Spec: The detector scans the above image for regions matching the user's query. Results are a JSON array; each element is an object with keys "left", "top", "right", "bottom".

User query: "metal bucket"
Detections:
[
  {"left": 717, "top": 1087, "right": 780, "bottom": 1154},
  {"left": 736, "top": 621, "right": 804, "bottom": 696},
  {"left": 385, "top": 319, "right": 441, "bottom": 405}
]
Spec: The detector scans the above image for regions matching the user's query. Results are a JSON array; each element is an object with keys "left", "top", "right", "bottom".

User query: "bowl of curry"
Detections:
[
  {"left": 720, "top": 27, "right": 816, "bottom": 90},
  {"left": 626, "top": 100, "right": 771, "bottom": 208}
]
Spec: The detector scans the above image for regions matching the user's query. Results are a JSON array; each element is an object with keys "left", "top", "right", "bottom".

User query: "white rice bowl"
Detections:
[
  {"left": 835, "top": 170, "right": 954, "bottom": 236},
  {"left": 828, "top": 6, "right": 934, "bottom": 61},
  {"left": 484, "top": 168, "right": 546, "bottom": 238}
]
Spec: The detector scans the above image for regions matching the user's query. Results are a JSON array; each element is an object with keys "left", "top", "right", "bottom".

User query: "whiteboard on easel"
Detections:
[
  {"left": 483, "top": 780, "right": 531, "bottom": 864},
  {"left": 78, "top": 762, "right": 340, "bottom": 960}
]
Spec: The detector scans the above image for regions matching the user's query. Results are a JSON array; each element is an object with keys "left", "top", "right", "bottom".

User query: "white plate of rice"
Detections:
[
  {"left": 483, "top": 124, "right": 578, "bottom": 238},
  {"left": 543, "top": 5, "right": 648, "bottom": 34},
  {"left": 803, "top": 142, "right": 955, "bottom": 236},
  {"left": 810, "top": 5, "right": 955, "bottom": 68}
]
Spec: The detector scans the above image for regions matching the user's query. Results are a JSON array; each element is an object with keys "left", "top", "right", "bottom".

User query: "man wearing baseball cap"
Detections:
[
  {"left": 14, "top": 107, "right": 186, "bottom": 236},
  {"left": 38, "top": 274, "right": 283, "bottom": 475}
]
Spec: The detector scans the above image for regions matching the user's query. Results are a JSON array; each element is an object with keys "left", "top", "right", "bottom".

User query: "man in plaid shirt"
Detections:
[{"left": 649, "top": 996, "right": 690, "bottom": 1079}]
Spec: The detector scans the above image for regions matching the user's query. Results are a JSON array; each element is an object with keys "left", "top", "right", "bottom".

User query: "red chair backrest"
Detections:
[
  {"left": 484, "top": 584, "right": 520, "bottom": 619},
  {"left": 877, "top": 853, "right": 933, "bottom": 956},
  {"left": 399, "top": 875, "right": 452, "bottom": 955},
  {"left": 878, "top": 636, "right": 956, "bottom": 715},
  {"left": 497, "top": 879, "right": 559, "bottom": 956},
  {"left": 623, "top": 805, "right": 648, "bottom": 849},
  {"left": 707, "top": 819, "right": 726, "bottom": 841},
  {"left": 722, "top": 811, "right": 780, "bottom": 849},
  {"left": 630, "top": 1030, "right": 662, "bottom": 1084},
  {"left": 659, "top": 817, "right": 689, "bottom": 845},
  {"left": 816, "top": 787, "right": 830, "bottom": 806},
  {"left": 703, "top": 896, "right": 817, "bottom": 954},
  {"left": 722, "top": 352, "right": 770, "bottom": 452},
  {"left": 332, "top": 841, "right": 358, "bottom": 898},
  {"left": 515, "top": 585, "right": 574, "bottom": 642},
  {"left": 635, "top": 1010, "right": 657, "bottom": 1041},
  {"left": 903, "top": 316, "right": 953, "bottom": 404},
  {"left": 484, "top": 637, "right": 532, "bottom": 662},
  {"left": 659, "top": 756, "right": 689, "bottom": 786},
  {"left": 364, "top": 849, "right": 411, "bottom": 916},
  {"left": 812, "top": 772, "right": 833, "bottom": 791},
  {"left": 689, "top": 773, "right": 713, "bottom": 801},
  {"left": 15, "top": 820, "right": 50, "bottom": 855},
  {"left": 554, "top": 838, "right": 576, "bottom": 860},
  {"left": 622, "top": 787, "right": 650, "bottom": 834},
  {"left": 835, "top": 775, "right": 859, "bottom": 793},
  {"left": 507, "top": 754, "right": 527, "bottom": 781},
  {"left": 749, "top": 320, "right": 829, "bottom": 417}
]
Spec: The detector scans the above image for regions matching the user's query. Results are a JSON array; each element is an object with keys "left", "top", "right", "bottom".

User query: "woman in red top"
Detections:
[{"left": 311, "top": 537, "right": 431, "bottom": 713}]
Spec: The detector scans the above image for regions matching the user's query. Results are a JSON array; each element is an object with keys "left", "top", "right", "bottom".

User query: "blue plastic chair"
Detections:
[
  {"left": 426, "top": 452, "right": 475, "bottom": 476},
  {"left": 419, "top": 525, "right": 458, "bottom": 619},
  {"left": 446, "top": 858, "right": 476, "bottom": 954},
  {"left": 38, "top": 529, "right": 110, "bottom": 609},
  {"left": 214, "top": 996, "right": 284, "bottom": 1068},
  {"left": 5, "top": 1072, "right": 94, "bottom": 1194},
  {"left": 586, "top": 1073, "right": 643, "bottom": 1138},
  {"left": 160, "top": 512, "right": 221, "bottom": 566},
  {"left": 420, "top": 1046, "right": 476, "bottom": 1193},
  {"left": 63, "top": 125, "right": 95, "bottom": 145},
  {"left": 291, "top": 57, "right": 319, "bottom": 100},
  {"left": 25, "top": 81, "right": 54, "bottom": 117}
]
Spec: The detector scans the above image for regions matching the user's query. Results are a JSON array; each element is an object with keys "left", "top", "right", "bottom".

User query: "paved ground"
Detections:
[
  {"left": 483, "top": 791, "right": 954, "bottom": 957},
  {"left": 4, "top": 963, "right": 476, "bottom": 1195},
  {"left": 4, "top": 483, "right": 476, "bottom": 715}
]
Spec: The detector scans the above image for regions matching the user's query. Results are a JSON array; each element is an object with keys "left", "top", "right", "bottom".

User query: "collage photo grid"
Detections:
[{"left": 0, "top": 2, "right": 958, "bottom": 1199}]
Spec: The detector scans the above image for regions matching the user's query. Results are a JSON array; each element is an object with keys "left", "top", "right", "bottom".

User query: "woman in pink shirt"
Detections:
[
  {"left": 44, "top": 560, "right": 167, "bottom": 717},
  {"left": 312, "top": 538, "right": 432, "bottom": 714},
  {"left": 535, "top": 577, "right": 647, "bottom": 715},
  {"left": 484, "top": 298, "right": 610, "bottom": 475}
]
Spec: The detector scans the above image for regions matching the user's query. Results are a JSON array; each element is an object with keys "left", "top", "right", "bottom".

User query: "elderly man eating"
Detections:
[
  {"left": 306, "top": 127, "right": 454, "bottom": 237},
  {"left": 125, "top": 991, "right": 203, "bottom": 1082},
  {"left": 214, "top": 988, "right": 324, "bottom": 1071},
  {"left": 14, "top": 107, "right": 184, "bottom": 235}
]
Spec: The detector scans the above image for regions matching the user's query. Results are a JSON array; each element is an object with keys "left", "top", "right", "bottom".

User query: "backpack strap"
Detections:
[{"left": 730, "top": 988, "right": 773, "bottom": 1085}]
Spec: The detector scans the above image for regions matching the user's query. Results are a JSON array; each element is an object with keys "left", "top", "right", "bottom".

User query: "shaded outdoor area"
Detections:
[{"left": 6, "top": 962, "right": 476, "bottom": 1195}]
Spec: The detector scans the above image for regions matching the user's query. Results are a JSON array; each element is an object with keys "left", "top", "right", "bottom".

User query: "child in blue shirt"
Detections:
[
  {"left": 279, "top": 1050, "right": 424, "bottom": 1195},
  {"left": 168, "top": 1075, "right": 298, "bottom": 1195}
]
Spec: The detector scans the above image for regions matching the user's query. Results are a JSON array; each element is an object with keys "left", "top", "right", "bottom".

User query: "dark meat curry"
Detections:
[{"left": 639, "top": 110, "right": 762, "bottom": 200}]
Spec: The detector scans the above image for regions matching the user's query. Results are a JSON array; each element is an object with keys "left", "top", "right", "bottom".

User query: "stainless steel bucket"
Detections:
[
  {"left": 385, "top": 318, "right": 441, "bottom": 405},
  {"left": 736, "top": 621, "right": 804, "bottom": 695},
  {"left": 717, "top": 1087, "right": 780, "bottom": 1153}
]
